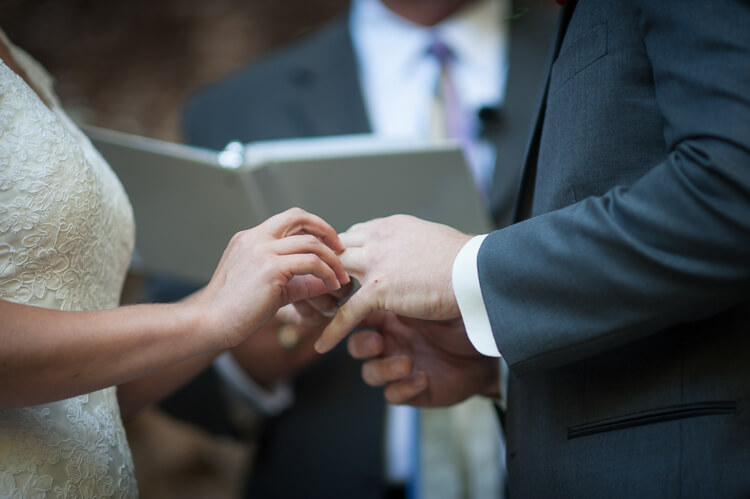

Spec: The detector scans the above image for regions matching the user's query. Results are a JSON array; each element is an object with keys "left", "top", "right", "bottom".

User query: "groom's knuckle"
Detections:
[{"left": 228, "top": 230, "right": 246, "bottom": 247}]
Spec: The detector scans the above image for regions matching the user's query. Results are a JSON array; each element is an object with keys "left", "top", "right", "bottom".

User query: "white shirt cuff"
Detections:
[
  {"left": 213, "top": 352, "right": 294, "bottom": 416},
  {"left": 452, "top": 234, "right": 501, "bottom": 357}
]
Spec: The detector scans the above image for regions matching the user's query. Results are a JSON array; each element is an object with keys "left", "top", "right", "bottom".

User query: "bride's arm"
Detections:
[
  {"left": 0, "top": 208, "right": 348, "bottom": 412},
  {"left": 116, "top": 350, "right": 218, "bottom": 423},
  {"left": 115, "top": 289, "right": 219, "bottom": 422},
  {"left": 0, "top": 299, "right": 210, "bottom": 410}
]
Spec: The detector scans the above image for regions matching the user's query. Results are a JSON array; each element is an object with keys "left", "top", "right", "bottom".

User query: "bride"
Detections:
[{"left": 0, "top": 28, "right": 348, "bottom": 497}]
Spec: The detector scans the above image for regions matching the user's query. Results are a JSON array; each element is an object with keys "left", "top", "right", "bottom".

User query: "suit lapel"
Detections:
[
  {"left": 513, "top": 0, "right": 577, "bottom": 222},
  {"left": 284, "top": 19, "right": 371, "bottom": 137}
]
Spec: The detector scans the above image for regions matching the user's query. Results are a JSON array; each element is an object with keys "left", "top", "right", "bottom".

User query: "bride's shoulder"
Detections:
[{"left": 0, "top": 26, "right": 59, "bottom": 109}]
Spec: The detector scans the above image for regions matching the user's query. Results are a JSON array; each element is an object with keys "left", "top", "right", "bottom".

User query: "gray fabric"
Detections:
[
  {"left": 182, "top": 17, "right": 370, "bottom": 149},
  {"left": 477, "top": 0, "right": 750, "bottom": 497}
]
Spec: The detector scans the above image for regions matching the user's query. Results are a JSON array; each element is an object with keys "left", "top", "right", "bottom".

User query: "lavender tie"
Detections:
[
  {"left": 416, "top": 41, "right": 503, "bottom": 499},
  {"left": 427, "top": 40, "right": 465, "bottom": 140},
  {"left": 426, "top": 40, "right": 490, "bottom": 199}
]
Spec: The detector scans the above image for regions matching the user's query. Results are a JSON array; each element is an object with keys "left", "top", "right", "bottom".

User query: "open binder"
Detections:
[{"left": 84, "top": 125, "right": 494, "bottom": 283}]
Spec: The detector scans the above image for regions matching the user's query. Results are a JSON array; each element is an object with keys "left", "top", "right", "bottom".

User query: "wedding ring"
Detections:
[{"left": 277, "top": 324, "right": 300, "bottom": 351}]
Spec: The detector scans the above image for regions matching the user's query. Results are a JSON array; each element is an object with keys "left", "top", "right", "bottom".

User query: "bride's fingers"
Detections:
[
  {"left": 264, "top": 208, "right": 344, "bottom": 252},
  {"left": 305, "top": 294, "right": 340, "bottom": 314},
  {"left": 271, "top": 234, "right": 349, "bottom": 285},
  {"left": 274, "top": 253, "right": 340, "bottom": 293},
  {"left": 283, "top": 274, "right": 336, "bottom": 304}
]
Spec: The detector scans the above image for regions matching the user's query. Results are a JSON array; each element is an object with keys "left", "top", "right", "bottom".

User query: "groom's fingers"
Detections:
[
  {"left": 315, "top": 287, "right": 374, "bottom": 353},
  {"left": 384, "top": 372, "right": 429, "bottom": 405},
  {"left": 338, "top": 230, "right": 366, "bottom": 248},
  {"left": 361, "top": 356, "right": 413, "bottom": 386},
  {"left": 271, "top": 234, "right": 348, "bottom": 285},
  {"left": 338, "top": 247, "right": 367, "bottom": 277},
  {"left": 347, "top": 330, "right": 384, "bottom": 359}
]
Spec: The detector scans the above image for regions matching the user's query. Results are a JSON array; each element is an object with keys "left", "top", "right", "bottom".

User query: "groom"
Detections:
[{"left": 316, "top": 0, "right": 750, "bottom": 497}]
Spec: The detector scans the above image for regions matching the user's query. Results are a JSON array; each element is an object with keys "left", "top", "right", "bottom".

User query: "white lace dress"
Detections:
[{"left": 0, "top": 29, "right": 138, "bottom": 498}]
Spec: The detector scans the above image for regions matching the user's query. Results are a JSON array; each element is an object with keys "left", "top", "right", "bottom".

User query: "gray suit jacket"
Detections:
[
  {"left": 183, "top": 5, "right": 556, "bottom": 498},
  {"left": 477, "top": 1, "right": 750, "bottom": 497}
]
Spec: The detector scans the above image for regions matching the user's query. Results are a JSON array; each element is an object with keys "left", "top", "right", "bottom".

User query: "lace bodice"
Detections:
[{"left": 0, "top": 29, "right": 137, "bottom": 498}]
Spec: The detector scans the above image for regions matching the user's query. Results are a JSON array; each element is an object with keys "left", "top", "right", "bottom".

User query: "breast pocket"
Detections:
[{"left": 550, "top": 21, "right": 609, "bottom": 93}]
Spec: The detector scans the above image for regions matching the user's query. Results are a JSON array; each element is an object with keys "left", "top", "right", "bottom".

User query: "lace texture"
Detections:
[{"left": 0, "top": 33, "right": 137, "bottom": 498}]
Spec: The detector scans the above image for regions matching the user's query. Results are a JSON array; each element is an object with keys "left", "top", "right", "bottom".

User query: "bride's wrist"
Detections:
[{"left": 167, "top": 298, "right": 225, "bottom": 353}]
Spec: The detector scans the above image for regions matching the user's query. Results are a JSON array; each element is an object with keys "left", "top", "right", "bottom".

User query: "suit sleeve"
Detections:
[{"left": 478, "top": 0, "right": 750, "bottom": 374}]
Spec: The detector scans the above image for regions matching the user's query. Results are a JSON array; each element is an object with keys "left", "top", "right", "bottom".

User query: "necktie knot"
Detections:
[{"left": 426, "top": 40, "right": 454, "bottom": 65}]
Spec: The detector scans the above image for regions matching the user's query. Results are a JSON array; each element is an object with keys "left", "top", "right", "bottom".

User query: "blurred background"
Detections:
[
  {"left": 1, "top": 0, "right": 347, "bottom": 141},
  {"left": 1, "top": 1, "right": 347, "bottom": 497}
]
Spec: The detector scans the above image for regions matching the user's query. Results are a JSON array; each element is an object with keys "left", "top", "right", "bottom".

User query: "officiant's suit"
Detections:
[
  {"left": 179, "top": 3, "right": 556, "bottom": 498},
  {"left": 473, "top": 0, "right": 750, "bottom": 497}
]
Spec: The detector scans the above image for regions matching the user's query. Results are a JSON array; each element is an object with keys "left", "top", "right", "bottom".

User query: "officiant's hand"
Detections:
[
  {"left": 314, "top": 215, "right": 472, "bottom": 354},
  {"left": 347, "top": 312, "right": 499, "bottom": 406},
  {"left": 191, "top": 208, "right": 349, "bottom": 349}
]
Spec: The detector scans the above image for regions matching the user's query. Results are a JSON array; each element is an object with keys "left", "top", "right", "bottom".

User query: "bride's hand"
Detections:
[
  {"left": 275, "top": 281, "right": 355, "bottom": 326},
  {"left": 189, "top": 208, "right": 349, "bottom": 349}
]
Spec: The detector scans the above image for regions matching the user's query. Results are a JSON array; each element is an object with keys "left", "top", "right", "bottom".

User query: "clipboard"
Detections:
[{"left": 84, "top": 125, "right": 494, "bottom": 282}]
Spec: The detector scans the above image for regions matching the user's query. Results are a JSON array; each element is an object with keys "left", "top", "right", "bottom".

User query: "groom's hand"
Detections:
[
  {"left": 346, "top": 312, "right": 500, "bottom": 406},
  {"left": 314, "top": 215, "right": 472, "bottom": 353}
]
